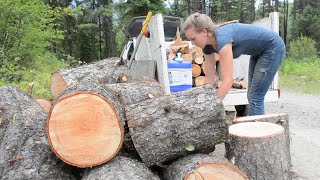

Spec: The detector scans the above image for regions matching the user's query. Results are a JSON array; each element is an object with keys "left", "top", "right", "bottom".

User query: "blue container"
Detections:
[{"left": 167, "top": 55, "right": 192, "bottom": 93}]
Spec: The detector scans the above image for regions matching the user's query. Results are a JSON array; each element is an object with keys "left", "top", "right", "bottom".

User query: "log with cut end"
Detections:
[
  {"left": 232, "top": 113, "right": 291, "bottom": 167},
  {"left": 193, "top": 76, "right": 205, "bottom": 86},
  {"left": 35, "top": 98, "right": 52, "bottom": 113},
  {"left": 50, "top": 57, "right": 130, "bottom": 99},
  {"left": 232, "top": 79, "right": 248, "bottom": 89},
  {"left": 182, "top": 53, "right": 193, "bottom": 61},
  {"left": 184, "top": 162, "right": 249, "bottom": 180},
  {"left": 192, "top": 64, "right": 202, "bottom": 77},
  {"left": 126, "top": 85, "right": 228, "bottom": 166},
  {"left": 227, "top": 122, "right": 291, "bottom": 180},
  {"left": 194, "top": 55, "right": 204, "bottom": 65},
  {"left": 82, "top": 155, "right": 160, "bottom": 180},
  {"left": 49, "top": 81, "right": 164, "bottom": 161},
  {"left": 0, "top": 86, "right": 76, "bottom": 180},
  {"left": 163, "top": 153, "right": 242, "bottom": 180},
  {"left": 47, "top": 85, "right": 124, "bottom": 168}
]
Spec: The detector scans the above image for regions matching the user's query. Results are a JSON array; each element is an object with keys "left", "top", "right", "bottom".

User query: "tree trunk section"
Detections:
[
  {"left": 227, "top": 122, "right": 291, "bottom": 180},
  {"left": 192, "top": 64, "right": 201, "bottom": 78},
  {"left": 184, "top": 162, "right": 248, "bottom": 180},
  {"left": 47, "top": 84, "right": 124, "bottom": 168},
  {"left": 82, "top": 155, "right": 160, "bottom": 180},
  {"left": 163, "top": 153, "right": 232, "bottom": 180},
  {"left": 50, "top": 57, "right": 130, "bottom": 98},
  {"left": 0, "top": 86, "right": 76, "bottom": 180},
  {"left": 233, "top": 113, "right": 291, "bottom": 166},
  {"left": 35, "top": 98, "right": 52, "bottom": 113},
  {"left": 104, "top": 80, "right": 165, "bottom": 157},
  {"left": 193, "top": 76, "right": 205, "bottom": 87},
  {"left": 126, "top": 85, "right": 228, "bottom": 166}
]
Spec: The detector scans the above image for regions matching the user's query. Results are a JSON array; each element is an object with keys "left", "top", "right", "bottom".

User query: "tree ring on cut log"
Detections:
[
  {"left": 229, "top": 121, "right": 284, "bottom": 138},
  {"left": 184, "top": 162, "right": 249, "bottom": 180},
  {"left": 47, "top": 92, "right": 123, "bottom": 168}
]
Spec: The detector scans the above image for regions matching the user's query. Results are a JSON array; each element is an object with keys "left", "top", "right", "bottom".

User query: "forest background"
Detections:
[{"left": 0, "top": 0, "right": 319, "bottom": 98}]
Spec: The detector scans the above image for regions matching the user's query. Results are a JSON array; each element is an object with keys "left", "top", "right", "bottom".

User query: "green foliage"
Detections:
[
  {"left": 287, "top": 35, "right": 318, "bottom": 61},
  {"left": 280, "top": 58, "right": 320, "bottom": 95},
  {"left": 291, "top": 3, "right": 320, "bottom": 49},
  {"left": 0, "top": 53, "right": 69, "bottom": 98},
  {"left": 0, "top": 0, "right": 63, "bottom": 68}
]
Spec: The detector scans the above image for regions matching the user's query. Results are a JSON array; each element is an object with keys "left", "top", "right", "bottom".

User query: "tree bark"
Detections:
[
  {"left": 232, "top": 113, "right": 291, "bottom": 167},
  {"left": 227, "top": 122, "right": 291, "bottom": 180},
  {"left": 163, "top": 153, "right": 230, "bottom": 180},
  {"left": 0, "top": 86, "right": 76, "bottom": 180},
  {"left": 126, "top": 85, "right": 228, "bottom": 166},
  {"left": 82, "top": 155, "right": 160, "bottom": 180},
  {"left": 50, "top": 57, "right": 130, "bottom": 99},
  {"left": 104, "top": 80, "right": 165, "bottom": 157}
]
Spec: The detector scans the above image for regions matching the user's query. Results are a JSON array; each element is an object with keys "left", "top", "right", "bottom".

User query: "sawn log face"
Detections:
[
  {"left": 163, "top": 153, "right": 228, "bottom": 180},
  {"left": 126, "top": 85, "right": 228, "bottom": 166}
]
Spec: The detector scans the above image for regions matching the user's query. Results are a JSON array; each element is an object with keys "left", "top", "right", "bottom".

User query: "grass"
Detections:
[{"left": 279, "top": 58, "right": 320, "bottom": 95}]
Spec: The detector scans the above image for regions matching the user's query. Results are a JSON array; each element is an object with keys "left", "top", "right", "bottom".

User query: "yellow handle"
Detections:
[{"left": 141, "top": 11, "right": 153, "bottom": 34}]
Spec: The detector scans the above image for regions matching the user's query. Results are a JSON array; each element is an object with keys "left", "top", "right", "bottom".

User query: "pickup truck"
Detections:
[{"left": 121, "top": 12, "right": 280, "bottom": 116}]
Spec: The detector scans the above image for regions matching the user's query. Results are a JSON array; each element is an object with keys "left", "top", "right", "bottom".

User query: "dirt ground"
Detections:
[{"left": 265, "top": 92, "right": 320, "bottom": 180}]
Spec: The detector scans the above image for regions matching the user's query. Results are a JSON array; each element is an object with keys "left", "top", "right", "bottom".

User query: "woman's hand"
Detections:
[{"left": 204, "top": 73, "right": 219, "bottom": 88}]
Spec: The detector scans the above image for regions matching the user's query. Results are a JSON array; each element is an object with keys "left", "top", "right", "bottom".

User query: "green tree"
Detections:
[
  {"left": 0, "top": 0, "right": 63, "bottom": 69},
  {"left": 292, "top": 3, "right": 320, "bottom": 50}
]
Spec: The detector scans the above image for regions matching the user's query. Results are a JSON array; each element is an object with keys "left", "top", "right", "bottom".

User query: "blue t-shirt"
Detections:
[{"left": 213, "top": 23, "right": 283, "bottom": 58}]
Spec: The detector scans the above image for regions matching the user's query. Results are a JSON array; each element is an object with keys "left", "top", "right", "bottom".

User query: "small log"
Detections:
[
  {"left": 82, "top": 155, "right": 160, "bottom": 180},
  {"left": 47, "top": 84, "right": 124, "bottom": 168},
  {"left": 184, "top": 162, "right": 249, "bottom": 180},
  {"left": 192, "top": 64, "right": 201, "bottom": 77},
  {"left": 50, "top": 57, "right": 130, "bottom": 99},
  {"left": 126, "top": 85, "right": 228, "bottom": 166},
  {"left": 181, "top": 53, "right": 193, "bottom": 61},
  {"left": 35, "top": 98, "right": 52, "bottom": 113},
  {"left": 233, "top": 113, "right": 291, "bottom": 167},
  {"left": 193, "top": 55, "right": 204, "bottom": 65},
  {"left": 194, "top": 76, "right": 205, "bottom": 87},
  {"left": 163, "top": 154, "right": 229, "bottom": 180},
  {"left": 232, "top": 79, "right": 248, "bottom": 89},
  {"left": 0, "top": 86, "right": 76, "bottom": 180},
  {"left": 227, "top": 122, "right": 291, "bottom": 180}
]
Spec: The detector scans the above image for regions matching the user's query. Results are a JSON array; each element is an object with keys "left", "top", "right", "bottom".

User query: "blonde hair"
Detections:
[{"left": 183, "top": 13, "right": 238, "bottom": 32}]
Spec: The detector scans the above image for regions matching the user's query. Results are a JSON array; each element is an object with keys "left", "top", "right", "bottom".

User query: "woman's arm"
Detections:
[
  {"left": 217, "top": 43, "right": 234, "bottom": 100},
  {"left": 203, "top": 53, "right": 218, "bottom": 87}
]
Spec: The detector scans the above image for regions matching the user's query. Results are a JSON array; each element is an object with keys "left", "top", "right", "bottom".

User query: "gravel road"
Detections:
[{"left": 265, "top": 91, "right": 320, "bottom": 180}]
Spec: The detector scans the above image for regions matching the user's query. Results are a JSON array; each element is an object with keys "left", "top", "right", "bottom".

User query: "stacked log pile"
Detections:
[{"left": 0, "top": 57, "right": 292, "bottom": 180}]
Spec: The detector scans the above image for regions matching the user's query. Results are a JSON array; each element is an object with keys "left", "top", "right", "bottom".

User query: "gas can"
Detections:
[{"left": 167, "top": 53, "right": 192, "bottom": 92}]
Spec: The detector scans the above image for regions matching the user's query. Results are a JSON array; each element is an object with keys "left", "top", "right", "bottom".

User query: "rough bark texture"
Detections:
[
  {"left": 163, "top": 154, "right": 228, "bottom": 180},
  {"left": 233, "top": 113, "right": 291, "bottom": 167},
  {"left": 104, "top": 79, "right": 165, "bottom": 106},
  {"left": 227, "top": 122, "right": 291, "bottom": 180},
  {"left": 126, "top": 85, "right": 228, "bottom": 166},
  {"left": 51, "top": 57, "right": 130, "bottom": 98},
  {"left": 82, "top": 155, "right": 160, "bottom": 180},
  {"left": 104, "top": 80, "right": 165, "bottom": 157},
  {"left": 0, "top": 86, "right": 75, "bottom": 180}
]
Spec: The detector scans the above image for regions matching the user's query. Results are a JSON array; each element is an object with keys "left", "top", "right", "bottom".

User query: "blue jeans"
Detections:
[{"left": 247, "top": 40, "right": 285, "bottom": 115}]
